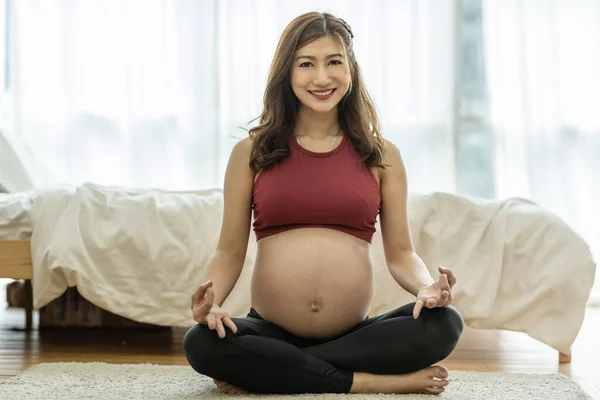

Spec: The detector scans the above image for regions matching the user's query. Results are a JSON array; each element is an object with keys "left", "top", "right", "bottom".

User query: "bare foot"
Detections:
[
  {"left": 213, "top": 378, "right": 250, "bottom": 395},
  {"left": 351, "top": 365, "right": 450, "bottom": 395}
]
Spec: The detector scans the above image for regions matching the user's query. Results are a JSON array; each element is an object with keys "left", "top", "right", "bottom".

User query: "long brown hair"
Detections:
[{"left": 247, "top": 12, "right": 386, "bottom": 173}]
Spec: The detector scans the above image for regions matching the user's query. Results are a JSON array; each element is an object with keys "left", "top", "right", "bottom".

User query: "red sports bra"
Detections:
[{"left": 251, "top": 134, "right": 381, "bottom": 243}]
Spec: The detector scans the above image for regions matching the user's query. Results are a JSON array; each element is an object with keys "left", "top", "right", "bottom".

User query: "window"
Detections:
[
  {"left": 0, "top": 0, "right": 8, "bottom": 95},
  {"left": 456, "top": 0, "right": 495, "bottom": 199},
  {"left": 0, "top": 0, "right": 8, "bottom": 96},
  {"left": 0, "top": 0, "right": 10, "bottom": 133}
]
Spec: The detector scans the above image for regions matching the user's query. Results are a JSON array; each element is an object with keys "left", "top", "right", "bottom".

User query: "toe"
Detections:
[
  {"left": 213, "top": 379, "right": 227, "bottom": 389},
  {"left": 424, "top": 386, "right": 445, "bottom": 395},
  {"left": 432, "top": 378, "right": 449, "bottom": 387},
  {"left": 429, "top": 365, "right": 449, "bottom": 379}
]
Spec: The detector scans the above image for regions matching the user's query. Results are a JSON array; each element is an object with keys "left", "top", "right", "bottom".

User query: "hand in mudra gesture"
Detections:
[
  {"left": 413, "top": 266, "right": 457, "bottom": 319},
  {"left": 191, "top": 281, "right": 238, "bottom": 338}
]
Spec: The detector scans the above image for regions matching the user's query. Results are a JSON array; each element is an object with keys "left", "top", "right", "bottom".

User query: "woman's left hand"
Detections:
[{"left": 413, "top": 266, "right": 457, "bottom": 319}]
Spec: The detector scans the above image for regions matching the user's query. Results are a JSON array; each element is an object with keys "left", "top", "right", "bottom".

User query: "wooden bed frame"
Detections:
[
  {"left": 0, "top": 240, "right": 33, "bottom": 331},
  {"left": 0, "top": 239, "right": 572, "bottom": 363}
]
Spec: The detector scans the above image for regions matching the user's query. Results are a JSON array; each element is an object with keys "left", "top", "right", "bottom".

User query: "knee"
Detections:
[
  {"left": 183, "top": 324, "right": 218, "bottom": 376},
  {"left": 436, "top": 305, "right": 464, "bottom": 342},
  {"left": 422, "top": 305, "right": 464, "bottom": 356}
]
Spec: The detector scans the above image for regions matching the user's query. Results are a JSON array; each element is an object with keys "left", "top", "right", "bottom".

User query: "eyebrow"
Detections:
[{"left": 295, "top": 53, "right": 344, "bottom": 61}]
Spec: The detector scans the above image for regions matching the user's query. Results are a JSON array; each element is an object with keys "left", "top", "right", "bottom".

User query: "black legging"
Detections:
[{"left": 183, "top": 302, "right": 464, "bottom": 394}]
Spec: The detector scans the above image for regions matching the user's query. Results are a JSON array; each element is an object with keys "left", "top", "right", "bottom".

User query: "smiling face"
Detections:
[{"left": 290, "top": 35, "right": 351, "bottom": 114}]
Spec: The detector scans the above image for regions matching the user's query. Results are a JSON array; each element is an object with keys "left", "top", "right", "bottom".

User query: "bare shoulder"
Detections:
[
  {"left": 223, "top": 137, "right": 254, "bottom": 189},
  {"left": 231, "top": 136, "right": 253, "bottom": 160},
  {"left": 226, "top": 137, "right": 255, "bottom": 179},
  {"left": 377, "top": 139, "right": 405, "bottom": 183},
  {"left": 382, "top": 139, "right": 403, "bottom": 165}
]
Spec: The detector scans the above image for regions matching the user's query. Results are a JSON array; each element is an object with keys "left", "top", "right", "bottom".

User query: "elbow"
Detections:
[{"left": 387, "top": 249, "right": 417, "bottom": 267}]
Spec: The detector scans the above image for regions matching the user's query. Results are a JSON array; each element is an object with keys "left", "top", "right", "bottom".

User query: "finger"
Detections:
[
  {"left": 191, "top": 284, "right": 214, "bottom": 316},
  {"left": 447, "top": 271, "right": 457, "bottom": 289},
  {"left": 216, "top": 318, "right": 226, "bottom": 339},
  {"left": 438, "top": 290, "right": 449, "bottom": 306},
  {"left": 440, "top": 266, "right": 457, "bottom": 287},
  {"left": 426, "top": 298, "right": 438, "bottom": 308},
  {"left": 440, "top": 273, "right": 451, "bottom": 292},
  {"left": 192, "top": 311, "right": 205, "bottom": 324},
  {"left": 447, "top": 269, "right": 457, "bottom": 287},
  {"left": 204, "top": 287, "right": 215, "bottom": 303},
  {"left": 223, "top": 317, "right": 238, "bottom": 334},
  {"left": 192, "top": 280, "right": 212, "bottom": 302},
  {"left": 197, "top": 287, "right": 215, "bottom": 316},
  {"left": 206, "top": 313, "right": 216, "bottom": 330},
  {"left": 413, "top": 299, "right": 424, "bottom": 319}
]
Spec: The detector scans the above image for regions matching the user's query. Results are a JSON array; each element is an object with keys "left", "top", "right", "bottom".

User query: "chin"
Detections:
[
  {"left": 307, "top": 105, "right": 338, "bottom": 114},
  {"left": 302, "top": 99, "right": 341, "bottom": 113}
]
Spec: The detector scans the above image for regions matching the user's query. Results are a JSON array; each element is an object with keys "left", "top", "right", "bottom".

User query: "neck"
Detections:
[{"left": 295, "top": 105, "right": 340, "bottom": 139}]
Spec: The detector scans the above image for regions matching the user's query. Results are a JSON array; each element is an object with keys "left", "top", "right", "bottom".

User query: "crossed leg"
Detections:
[{"left": 183, "top": 303, "right": 464, "bottom": 395}]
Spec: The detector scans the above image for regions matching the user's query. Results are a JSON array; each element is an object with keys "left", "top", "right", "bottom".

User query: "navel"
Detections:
[{"left": 310, "top": 301, "right": 321, "bottom": 313}]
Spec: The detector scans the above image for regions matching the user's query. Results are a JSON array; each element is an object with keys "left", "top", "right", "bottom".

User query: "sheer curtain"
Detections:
[
  {"left": 7, "top": 0, "right": 456, "bottom": 193},
  {"left": 482, "top": 0, "right": 600, "bottom": 294}
]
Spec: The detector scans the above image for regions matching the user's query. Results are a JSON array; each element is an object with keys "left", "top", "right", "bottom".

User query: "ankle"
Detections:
[{"left": 350, "top": 372, "right": 374, "bottom": 394}]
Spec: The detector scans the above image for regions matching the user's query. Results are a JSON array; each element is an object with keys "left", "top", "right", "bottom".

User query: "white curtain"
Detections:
[
  {"left": 482, "top": 0, "right": 600, "bottom": 292},
  {"left": 7, "top": 0, "right": 456, "bottom": 193}
]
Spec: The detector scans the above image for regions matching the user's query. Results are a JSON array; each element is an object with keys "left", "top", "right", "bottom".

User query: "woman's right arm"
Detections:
[{"left": 201, "top": 137, "right": 255, "bottom": 308}]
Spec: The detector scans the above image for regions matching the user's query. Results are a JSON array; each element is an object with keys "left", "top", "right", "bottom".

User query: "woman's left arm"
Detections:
[{"left": 379, "top": 140, "right": 456, "bottom": 317}]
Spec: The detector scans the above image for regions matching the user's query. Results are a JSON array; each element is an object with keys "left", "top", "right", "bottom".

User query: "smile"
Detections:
[{"left": 308, "top": 88, "right": 336, "bottom": 99}]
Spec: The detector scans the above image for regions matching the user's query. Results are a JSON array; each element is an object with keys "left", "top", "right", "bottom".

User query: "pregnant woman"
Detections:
[{"left": 183, "top": 11, "right": 464, "bottom": 395}]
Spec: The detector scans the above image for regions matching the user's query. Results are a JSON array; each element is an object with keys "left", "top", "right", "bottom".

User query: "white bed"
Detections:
[
  {"left": 0, "top": 184, "right": 596, "bottom": 364},
  {"left": 0, "top": 190, "right": 37, "bottom": 240}
]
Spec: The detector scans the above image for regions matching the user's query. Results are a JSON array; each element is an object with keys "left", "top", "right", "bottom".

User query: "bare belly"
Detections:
[{"left": 251, "top": 228, "right": 375, "bottom": 339}]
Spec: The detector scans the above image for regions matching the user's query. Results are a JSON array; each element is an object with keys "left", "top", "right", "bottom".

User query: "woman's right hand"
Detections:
[{"left": 191, "top": 281, "right": 238, "bottom": 339}]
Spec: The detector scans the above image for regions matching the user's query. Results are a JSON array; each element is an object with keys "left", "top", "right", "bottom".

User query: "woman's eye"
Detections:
[{"left": 299, "top": 60, "right": 343, "bottom": 68}]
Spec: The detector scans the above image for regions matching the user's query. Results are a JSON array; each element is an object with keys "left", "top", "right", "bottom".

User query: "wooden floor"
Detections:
[{"left": 0, "top": 301, "right": 599, "bottom": 398}]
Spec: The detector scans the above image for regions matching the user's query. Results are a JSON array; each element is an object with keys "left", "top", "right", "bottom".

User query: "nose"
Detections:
[{"left": 313, "top": 66, "right": 332, "bottom": 87}]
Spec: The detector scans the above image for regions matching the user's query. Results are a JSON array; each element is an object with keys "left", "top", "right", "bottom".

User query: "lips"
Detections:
[{"left": 308, "top": 89, "right": 336, "bottom": 95}]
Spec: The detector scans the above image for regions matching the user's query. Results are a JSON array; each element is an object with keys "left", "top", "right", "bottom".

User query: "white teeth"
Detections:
[{"left": 310, "top": 89, "right": 333, "bottom": 96}]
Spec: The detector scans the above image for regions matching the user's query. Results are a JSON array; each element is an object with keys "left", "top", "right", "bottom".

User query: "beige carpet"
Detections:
[{"left": 0, "top": 362, "right": 591, "bottom": 400}]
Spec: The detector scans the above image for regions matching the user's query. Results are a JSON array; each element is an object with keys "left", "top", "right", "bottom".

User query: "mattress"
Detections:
[{"left": 0, "top": 190, "right": 37, "bottom": 239}]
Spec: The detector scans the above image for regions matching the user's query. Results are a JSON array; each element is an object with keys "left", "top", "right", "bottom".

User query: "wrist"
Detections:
[{"left": 414, "top": 282, "right": 431, "bottom": 297}]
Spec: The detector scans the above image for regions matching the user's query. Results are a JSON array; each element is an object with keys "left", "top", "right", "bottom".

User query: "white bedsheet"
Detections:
[
  {"left": 30, "top": 183, "right": 596, "bottom": 354},
  {"left": 0, "top": 190, "right": 37, "bottom": 239}
]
